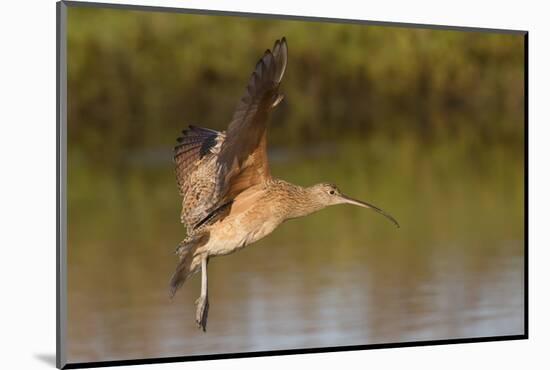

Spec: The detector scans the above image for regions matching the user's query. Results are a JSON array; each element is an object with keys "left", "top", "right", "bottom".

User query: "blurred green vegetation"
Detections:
[{"left": 67, "top": 7, "right": 524, "bottom": 168}]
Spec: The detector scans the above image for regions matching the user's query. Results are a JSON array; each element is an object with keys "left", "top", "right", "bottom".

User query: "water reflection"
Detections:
[
  {"left": 66, "top": 136, "right": 524, "bottom": 363},
  {"left": 67, "top": 237, "right": 523, "bottom": 362}
]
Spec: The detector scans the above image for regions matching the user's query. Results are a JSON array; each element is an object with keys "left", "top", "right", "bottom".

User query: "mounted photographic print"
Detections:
[{"left": 57, "top": 1, "right": 527, "bottom": 368}]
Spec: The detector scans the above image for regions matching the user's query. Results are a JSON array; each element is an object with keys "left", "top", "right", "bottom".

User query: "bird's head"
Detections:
[{"left": 309, "top": 183, "right": 400, "bottom": 228}]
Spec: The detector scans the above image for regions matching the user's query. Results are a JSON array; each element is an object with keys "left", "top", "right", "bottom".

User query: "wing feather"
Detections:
[{"left": 215, "top": 37, "right": 288, "bottom": 202}]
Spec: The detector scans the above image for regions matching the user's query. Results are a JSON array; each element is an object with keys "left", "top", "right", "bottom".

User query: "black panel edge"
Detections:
[{"left": 63, "top": 335, "right": 527, "bottom": 369}]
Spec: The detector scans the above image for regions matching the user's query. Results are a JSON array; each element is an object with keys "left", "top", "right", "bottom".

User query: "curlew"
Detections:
[{"left": 169, "top": 38, "right": 399, "bottom": 331}]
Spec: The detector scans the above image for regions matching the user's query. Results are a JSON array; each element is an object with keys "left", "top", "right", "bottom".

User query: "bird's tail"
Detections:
[{"left": 168, "top": 234, "right": 207, "bottom": 299}]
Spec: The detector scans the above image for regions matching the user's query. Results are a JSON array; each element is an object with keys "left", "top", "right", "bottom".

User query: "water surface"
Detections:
[{"left": 67, "top": 143, "right": 524, "bottom": 362}]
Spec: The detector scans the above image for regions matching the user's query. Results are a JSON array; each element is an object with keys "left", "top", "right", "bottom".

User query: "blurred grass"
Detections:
[{"left": 67, "top": 7, "right": 524, "bottom": 164}]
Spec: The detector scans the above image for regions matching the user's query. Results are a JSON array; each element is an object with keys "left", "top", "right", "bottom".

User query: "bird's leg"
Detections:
[{"left": 195, "top": 255, "right": 209, "bottom": 331}]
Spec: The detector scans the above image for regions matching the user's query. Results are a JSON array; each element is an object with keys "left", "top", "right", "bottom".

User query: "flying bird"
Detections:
[{"left": 169, "top": 38, "right": 399, "bottom": 331}]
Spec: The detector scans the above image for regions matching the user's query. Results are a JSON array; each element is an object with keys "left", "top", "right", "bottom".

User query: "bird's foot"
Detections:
[{"left": 195, "top": 295, "right": 209, "bottom": 332}]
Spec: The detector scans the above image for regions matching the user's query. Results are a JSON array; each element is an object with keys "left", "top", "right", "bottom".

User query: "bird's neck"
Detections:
[{"left": 281, "top": 183, "right": 325, "bottom": 220}]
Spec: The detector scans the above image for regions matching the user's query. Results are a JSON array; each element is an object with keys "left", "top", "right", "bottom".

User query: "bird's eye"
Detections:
[{"left": 329, "top": 190, "right": 335, "bottom": 195}]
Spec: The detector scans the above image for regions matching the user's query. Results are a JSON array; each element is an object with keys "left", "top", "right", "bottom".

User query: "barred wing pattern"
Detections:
[{"left": 174, "top": 126, "right": 225, "bottom": 229}]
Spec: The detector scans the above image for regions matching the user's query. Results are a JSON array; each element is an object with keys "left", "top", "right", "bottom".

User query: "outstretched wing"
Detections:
[
  {"left": 215, "top": 37, "right": 288, "bottom": 201},
  {"left": 173, "top": 38, "right": 288, "bottom": 231},
  {"left": 174, "top": 125, "right": 225, "bottom": 229}
]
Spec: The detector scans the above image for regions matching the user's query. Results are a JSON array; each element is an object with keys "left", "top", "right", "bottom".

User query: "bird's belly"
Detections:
[{"left": 206, "top": 213, "right": 282, "bottom": 257}]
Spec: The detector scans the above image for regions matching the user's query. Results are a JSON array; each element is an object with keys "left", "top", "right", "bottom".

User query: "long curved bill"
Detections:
[{"left": 340, "top": 195, "right": 400, "bottom": 228}]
